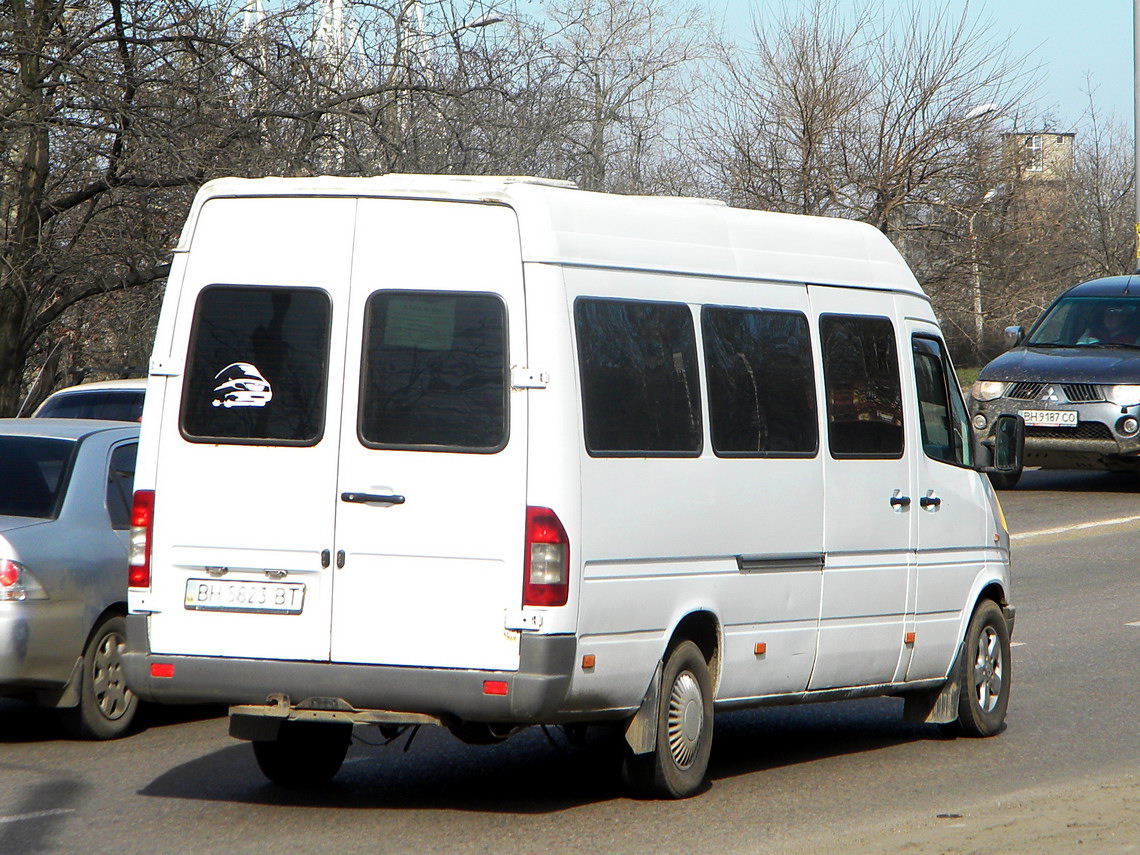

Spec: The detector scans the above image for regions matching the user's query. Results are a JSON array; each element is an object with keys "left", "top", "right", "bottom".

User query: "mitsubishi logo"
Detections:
[{"left": 1040, "top": 386, "right": 1059, "bottom": 402}]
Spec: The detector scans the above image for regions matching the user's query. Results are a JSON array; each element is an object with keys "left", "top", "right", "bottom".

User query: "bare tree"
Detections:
[
  {"left": 694, "top": 0, "right": 1037, "bottom": 361},
  {"left": 539, "top": 0, "right": 703, "bottom": 193},
  {"left": 697, "top": 0, "right": 871, "bottom": 214},
  {"left": 1066, "top": 100, "right": 1135, "bottom": 281},
  {"left": 1, "top": 0, "right": 533, "bottom": 414}
]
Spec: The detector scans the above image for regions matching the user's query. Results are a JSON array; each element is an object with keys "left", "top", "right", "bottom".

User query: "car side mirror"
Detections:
[
  {"left": 1003, "top": 325, "right": 1024, "bottom": 349},
  {"left": 974, "top": 413, "right": 1024, "bottom": 474}
]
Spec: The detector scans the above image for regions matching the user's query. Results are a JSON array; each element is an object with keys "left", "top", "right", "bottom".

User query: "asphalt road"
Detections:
[{"left": 2, "top": 468, "right": 1138, "bottom": 854}]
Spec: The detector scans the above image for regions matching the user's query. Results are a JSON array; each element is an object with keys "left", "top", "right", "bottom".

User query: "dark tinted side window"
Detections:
[
  {"left": 575, "top": 298, "right": 701, "bottom": 456},
  {"left": 820, "top": 314, "right": 903, "bottom": 458},
  {"left": 360, "top": 292, "right": 508, "bottom": 451},
  {"left": 702, "top": 306, "right": 818, "bottom": 456},
  {"left": 0, "top": 437, "right": 75, "bottom": 518},
  {"left": 913, "top": 336, "right": 973, "bottom": 467},
  {"left": 181, "top": 286, "right": 331, "bottom": 445},
  {"left": 106, "top": 443, "right": 138, "bottom": 530}
]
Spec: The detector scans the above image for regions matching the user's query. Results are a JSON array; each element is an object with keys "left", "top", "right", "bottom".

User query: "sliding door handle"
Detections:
[{"left": 341, "top": 492, "right": 405, "bottom": 506}]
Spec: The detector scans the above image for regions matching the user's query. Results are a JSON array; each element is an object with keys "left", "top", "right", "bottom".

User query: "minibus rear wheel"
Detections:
[
  {"left": 622, "top": 640, "right": 713, "bottom": 799},
  {"left": 252, "top": 721, "right": 352, "bottom": 787}
]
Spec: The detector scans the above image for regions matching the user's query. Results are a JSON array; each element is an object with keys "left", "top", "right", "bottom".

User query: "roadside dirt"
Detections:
[{"left": 821, "top": 773, "right": 1140, "bottom": 854}]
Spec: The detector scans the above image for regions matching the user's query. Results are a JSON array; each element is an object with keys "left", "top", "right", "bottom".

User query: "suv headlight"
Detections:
[
  {"left": 1106, "top": 384, "right": 1140, "bottom": 406},
  {"left": 970, "top": 380, "right": 1006, "bottom": 401}
]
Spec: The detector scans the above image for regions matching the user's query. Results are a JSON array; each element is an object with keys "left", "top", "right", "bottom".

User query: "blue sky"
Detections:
[{"left": 712, "top": 1, "right": 1134, "bottom": 133}]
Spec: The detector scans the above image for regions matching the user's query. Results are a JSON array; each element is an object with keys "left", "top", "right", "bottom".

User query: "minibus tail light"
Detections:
[
  {"left": 524, "top": 506, "right": 569, "bottom": 606},
  {"left": 129, "top": 490, "right": 155, "bottom": 588}
]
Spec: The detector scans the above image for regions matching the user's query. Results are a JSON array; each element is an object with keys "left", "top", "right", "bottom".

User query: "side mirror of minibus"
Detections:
[
  {"left": 1003, "top": 325, "right": 1024, "bottom": 349},
  {"left": 974, "top": 413, "right": 1024, "bottom": 474}
]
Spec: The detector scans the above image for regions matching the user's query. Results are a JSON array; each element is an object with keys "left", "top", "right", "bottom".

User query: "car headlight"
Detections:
[
  {"left": 1105, "top": 384, "right": 1140, "bottom": 406},
  {"left": 970, "top": 380, "right": 1006, "bottom": 401}
]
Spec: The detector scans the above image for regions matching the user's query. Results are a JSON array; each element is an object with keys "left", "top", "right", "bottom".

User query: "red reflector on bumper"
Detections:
[
  {"left": 482, "top": 680, "right": 509, "bottom": 696},
  {"left": 151, "top": 663, "right": 175, "bottom": 678}
]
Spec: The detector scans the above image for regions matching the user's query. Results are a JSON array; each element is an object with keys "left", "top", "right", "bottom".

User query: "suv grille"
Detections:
[
  {"left": 1003, "top": 382, "right": 1104, "bottom": 403},
  {"left": 1062, "top": 383, "right": 1103, "bottom": 402},
  {"left": 1006, "top": 382, "right": 1043, "bottom": 400},
  {"left": 1027, "top": 421, "right": 1113, "bottom": 440}
]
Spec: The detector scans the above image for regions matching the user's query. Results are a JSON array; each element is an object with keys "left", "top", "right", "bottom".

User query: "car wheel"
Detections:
[
  {"left": 59, "top": 615, "right": 139, "bottom": 740},
  {"left": 987, "top": 469, "right": 1021, "bottom": 490},
  {"left": 947, "top": 600, "right": 1011, "bottom": 737},
  {"left": 252, "top": 721, "right": 352, "bottom": 787},
  {"left": 622, "top": 640, "right": 713, "bottom": 799}
]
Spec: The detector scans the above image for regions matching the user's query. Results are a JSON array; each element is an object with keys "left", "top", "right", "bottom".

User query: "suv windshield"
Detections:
[
  {"left": 0, "top": 436, "right": 75, "bottom": 518},
  {"left": 1027, "top": 297, "right": 1140, "bottom": 347}
]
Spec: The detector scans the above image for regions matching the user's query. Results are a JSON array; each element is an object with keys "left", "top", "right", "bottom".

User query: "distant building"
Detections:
[{"left": 1002, "top": 131, "right": 1076, "bottom": 181}]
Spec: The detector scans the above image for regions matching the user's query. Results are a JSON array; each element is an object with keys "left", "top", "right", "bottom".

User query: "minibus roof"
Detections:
[{"left": 184, "top": 175, "right": 924, "bottom": 296}]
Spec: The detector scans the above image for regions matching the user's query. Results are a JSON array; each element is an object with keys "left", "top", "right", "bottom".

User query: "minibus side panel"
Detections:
[
  {"left": 807, "top": 285, "right": 914, "bottom": 690},
  {"left": 565, "top": 268, "right": 824, "bottom": 709},
  {"left": 903, "top": 315, "right": 993, "bottom": 680}
]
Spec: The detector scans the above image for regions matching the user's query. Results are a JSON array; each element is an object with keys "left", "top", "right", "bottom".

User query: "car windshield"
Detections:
[
  {"left": 1027, "top": 296, "right": 1140, "bottom": 347},
  {"left": 0, "top": 436, "right": 75, "bottom": 518}
]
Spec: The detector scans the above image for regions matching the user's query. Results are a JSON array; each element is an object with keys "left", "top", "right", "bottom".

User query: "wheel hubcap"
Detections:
[
  {"left": 666, "top": 670, "right": 704, "bottom": 769},
  {"left": 972, "top": 625, "right": 1003, "bottom": 713},
  {"left": 92, "top": 630, "right": 133, "bottom": 720}
]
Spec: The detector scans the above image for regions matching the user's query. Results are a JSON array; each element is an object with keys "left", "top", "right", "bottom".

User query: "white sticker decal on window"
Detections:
[{"left": 211, "top": 362, "right": 273, "bottom": 409}]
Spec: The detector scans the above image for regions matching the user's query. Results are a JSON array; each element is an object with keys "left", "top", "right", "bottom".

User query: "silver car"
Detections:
[
  {"left": 0, "top": 419, "right": 140, "bottom": 738},
  {"left": 30, "top": 378, "right": 147, "bottom": 421}
]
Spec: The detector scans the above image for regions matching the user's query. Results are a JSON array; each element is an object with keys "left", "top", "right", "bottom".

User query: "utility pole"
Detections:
[{"left": 1134, "top": 0, "right": 1140, "bottom": 270}]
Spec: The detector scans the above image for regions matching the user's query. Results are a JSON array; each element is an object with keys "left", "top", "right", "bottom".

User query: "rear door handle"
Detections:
[
  {"left": 341, "top": 492, "right": 405, "bottom": 505},
  {"left": 889, "top": 494, "right": 911, "bottom": 508},
  {"left": 920, "top": 495, "right": 943, "bottom": 508}
]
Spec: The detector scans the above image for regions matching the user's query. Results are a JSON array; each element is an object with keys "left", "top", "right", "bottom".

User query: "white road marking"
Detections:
[
  {"left": 1126, "top": 621, "right": 1140, "bottom": 627},
  {"left": 0, "top": 809, "right": 75, "bottom": 825},
  {"left": 1011, "top": 641, "right": 1027, "bottom": 647},
  {"left": 1012, "top": 514, "right": 1140, "bottom": 542}
]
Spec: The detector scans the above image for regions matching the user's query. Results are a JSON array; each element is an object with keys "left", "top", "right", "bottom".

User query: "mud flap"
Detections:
[
  {"left": 903, "top": 641, "right": 964, "bottom": 725},
  {"left": 36, "top": 657, "right": 84, "bottom": 709},
  {"left": 623, "top": 662, "right": 662, "bottom": 754}
]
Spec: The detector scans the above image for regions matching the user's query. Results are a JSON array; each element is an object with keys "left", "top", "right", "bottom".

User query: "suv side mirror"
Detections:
[
  {"left": 974, "top": 413, "right": 1024, "bottom": 474},
  {"left": 1003, "top": 325, "right": 1024, "bottom": 349}
]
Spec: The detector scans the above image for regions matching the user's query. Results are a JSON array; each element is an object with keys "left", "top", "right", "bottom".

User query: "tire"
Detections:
[
  {"left": 252, "top": 721, "right": 352, "bottom": 787},
  {"left": 948, "top": 599, "right": 1011, "bottom": 737},
  {"left": 987, "top": 469, "right": 1021, "bottom": 490},
  {"left": 59, "top": 615, "right": 139, "bottom": 740},
  {"left": 622, "top": 640, "right": 713, "bottom": 799}
]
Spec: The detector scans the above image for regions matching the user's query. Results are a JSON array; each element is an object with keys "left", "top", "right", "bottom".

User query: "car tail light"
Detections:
[
  {"left": 129, "top": 490, "right": 155, "bottom": 588},
  {"left": 523, "top": 506, "right": 569, "bottom": 607},
  {"left": 0, "top": 559, "right": 49, "bottom": 601}
]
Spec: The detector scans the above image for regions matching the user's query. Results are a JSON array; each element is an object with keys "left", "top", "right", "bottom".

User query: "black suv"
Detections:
[{"left": 968, "top": 276, "right": 1140, "bottom": 487}]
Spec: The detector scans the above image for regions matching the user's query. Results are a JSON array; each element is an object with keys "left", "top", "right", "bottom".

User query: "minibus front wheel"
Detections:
[
  {"left": 947, "top": 599, "right": 1011, "bottom": 737},
  {"left": 622, "top": 640, "right": 713, "bottom": 799}
]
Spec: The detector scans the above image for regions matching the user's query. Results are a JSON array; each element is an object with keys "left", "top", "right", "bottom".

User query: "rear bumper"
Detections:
[{"left": 122, "top": 615, "right": 576, "bottom": 724}]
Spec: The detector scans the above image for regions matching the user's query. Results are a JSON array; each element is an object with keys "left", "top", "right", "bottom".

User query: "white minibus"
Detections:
[{"left": 124, "top": 175, "right": 1022, "bottom": 798}]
